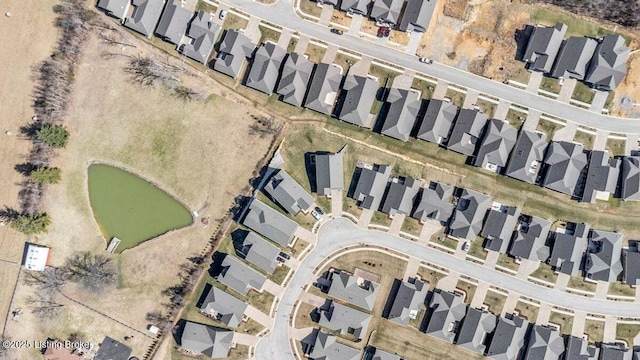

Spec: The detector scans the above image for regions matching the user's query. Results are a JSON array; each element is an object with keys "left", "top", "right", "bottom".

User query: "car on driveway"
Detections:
[
  {"left": 384, "top": 27, "right": 390, "bottom": 37},
  {"left": 462, "top": 242, "right": 470, "bottom": 252},
  {"left": 419, "top": 57, "right": 433, "bottom": 64},
  {"left": 219, "top": 9, "right": 227, "bottom": 20},
  {"left": 330, "top": 28, "right": 343, "bottom": 35}
]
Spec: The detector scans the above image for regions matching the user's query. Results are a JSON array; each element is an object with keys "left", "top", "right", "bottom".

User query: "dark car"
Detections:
[
  {"left": 330, "top": 28, "right": 343, "bottom": 35},
  {"left": 384, "top": 28, "right": 391, "bottom": 37},
  {"left": 279, "top": 252, "right": 291, "bottom": 260},
  {"left": 376, "top": 27, "right": 384, "bottom": 38}
]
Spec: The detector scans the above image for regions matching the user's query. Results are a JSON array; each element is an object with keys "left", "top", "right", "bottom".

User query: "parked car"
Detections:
[
  {"left": 419, "top": 57, "right": 433, "bottom": 64},
  {"left": 277, "top": 256, "right": 285, "bottom": 263},
  {"left": 279, "top": 252, "right": 291, "bottom": 260},
  {"left": 377, "top": 26, "right": 386, "bottom": 38},
  {"left": 462, "top": 242, "right": 470, "bottom": 252},
  {"left": 330, "top": 28, "right": 343, "bottom": 35},
  {"left": 311, "top": 209, "right": 323, "bottom": 220},
  {"left": 314, "top": 207, "right": 325, "bottom": 215},
  {"left": 219, "top": 9, "right": 227, "bottom": 20},
  {"left": 384, "top": 27, "right": 391, "bottom": 37}
]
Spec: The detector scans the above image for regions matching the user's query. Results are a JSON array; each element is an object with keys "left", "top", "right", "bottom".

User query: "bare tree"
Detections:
[
  {"left": 248, "top": 115, "right": 281, "bottom": 138},
  {"left": 172, "top": 85, "right": 203, "bottom": 102},
  {"left": 125, "top": 56, "right": 180, "bottom": 87},
  {"left": 63, "top": 252, "right": 116, "bottom": 293},
  {"left": 24, "top": 267, "right": 66, "bottom": 295},
  {"left": 27, "top": 293, "right": 64, "bottom": 319}
]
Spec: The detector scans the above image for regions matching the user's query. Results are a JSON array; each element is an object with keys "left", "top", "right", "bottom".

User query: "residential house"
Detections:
[
  {"left": 277, "top": 53, "right": 314, "bottom": 107},
  {"left": 482, "top": 203, "right": 520, "bottom": 254},
  {"left": 549, "top": 222, "right": 590, "bottom": 276},
  {"left": 364, "top": 347, "right": 403, "bottom": 360},
  {"left": 124, "top": 0, "right": 166, "bottom": 38},
  {"left": 447, "top": 109, "right": 488, "bottom": 156},
  {"left": 508, "top": 215, "right": 551, "bottom": 262},
  {"left": 245, "top": 42, "right": 287, "bottom": 95},
  {"left": 340, "top": 0, "right": 370, "bottom": 16},
  {"left": 598, "top": 343, "right": 633, "bottom": 360},
  {"left": 94, "top": 337, "right": 132, "bottom": 360},
  {"left": 314, "top": 150, "right": 344, "bottom": 196},
  {"left": 417, "top": 99, "right": 458, "bottom": 145},
  {"left": 216, "top": 254, "right": 267, "bottom": 295},
  {"left": 318, "top": 0, "right": 339, "bottom": 7},
  {"left": 327, "top": 271, "right": 380, "bottom": 311},
  {"left": 304, "top": 63, "right": 343, "bottom": 115},
  {"left": 585, "top": 35, "right": 630, "bottom": 91},
  {"left": 455, "top": 308, "right": 497, "bottom": 355},
  {"left": 23, "top": 243, "right": 50, "bottom": 271},
  {"left": 541, "top": 141, "right": 589, "bottom": 197},
  {"left": 242, "top": 199, "right": 299, "bottom": 247},
  {"left": 43, "top": 340, "right": 83, "bottom": 360},
  {"left": 307, "top": 330, "right": 361, "bottom": 360},
  {"left": 564, "top": 335, "right": 599, "bottom": 360},
  {"left": 523, "top": 325, "right": 565, "bottom": 360},
  {"left": 263, "top": 169, "right": 315, "bottom": 215},
  {"left": 624, "top": 241, "right": 640, "bottom": 286},
  {"left": 411, "top": 181, "right": 455, "bottom": 224},
  {"left": 620, "top": 156, "right": 640, "bottom": 201},
  {"left": 199, "top": 285, "right": 247, "bottom": 327},
  {"left": 385, "top": 278, "right": 429, "bottom": 326},
  {"left": 338, "top": 75, "right": 378, "bottom": 127},
  {"left": 155, "top": 0, "right": 192, "bottom": 45},
  {"left": 523, "top": 23, "right": 567, "bottom": 73},
  {"left": 448, "top": 189, "right": 491, "bottom": 241},
  {"left": 238, "top": 231, "right": 280, "bottom": 274},
  {"left": 180, "top": 321, "right": 233, "bottom": 358},
  {"left": 351, "top": 163, "right": 391, "bottom": 210},
  {"left": 550, "top": 37, "right": 598, "bottom": 80},
  {"left": 399, "top": 0, "right": 437, "bottom": 33},
  {"left": 180, "top": 11, "right": 221, "bottom": 64},
  {"left": 423, "top": 289, "right": 467, "bottom": 343},
  {"left": 486, "top": 313, "right": 529, "bottom": 360},
  {"left": 97, "top": 0, "right": 131, "bottom": 20},
  {"left": 317, "top": 300, "right": 372, "bottom": 340},
  {"left": 504, "top": 129, "right": 548, "bottom": 184},
  {"left": 581, "top": 150, "right": 620, "bottom": 203},
  {"left": 369, "top": 0, "right": 403, "bottom": 25},
  {"left": 213, "top": 29, "right": 256, "bottom": 79},
  {"left": 381, "top": 88, "right": 421, "bottom": 141},
  {"left": 474, "top": 119, "right": 518, "bottom": 173},
  {"left": 380, "top": 177, "right": 421, "bottom": 216},
  {"left": 585, "top": 229, "right": 623, "bottom": 282}
]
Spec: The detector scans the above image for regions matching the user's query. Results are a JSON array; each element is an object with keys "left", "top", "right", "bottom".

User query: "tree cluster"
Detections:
[
  {"left": 248, "top": 115, "right": 281, "bottom": 138},
  {"left": 124, "top": 56, "right": 202, "bottom": 101},
  {"left": 529, "top": 0, "right": 640, "bottom": 27}
]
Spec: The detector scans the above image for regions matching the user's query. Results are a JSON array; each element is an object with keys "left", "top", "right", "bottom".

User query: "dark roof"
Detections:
[
  {"left": 551, "top": 36, "right": 598, "bottom": 80},
  {"left": 585, "top": 229, "right": 623, "bottom": 282},
  {"left": 317, "top": 300, "right": 372, "bottom": 340},
  {"left": 417, "top": 99, "right": 458, "bottom": 145},
  {"left": 425, "top": 289, "right": 467, "bottom": 343},
  {"left": 381, "top": 88, "right": 421, "bottom": 141},
  {"left": 386, "top": 278, "right": 429, "bottom": 326},
  {"left": 455, "top": 308, "right": 497, "bottom": 354},
  {"left": 523, "top": 325, "right": 565, "bottom": 360},
  {"left": 242, "top": 199, "right": 299, "bottom": 247},
  {"left": 448, "top": 189, "right": 490, "bottom": 241},
  {"left": 180, "top": 11, "right": 221, "bottom": 64},
  {"left": 482, "top": 203, "right": 520, "bottom": 253},
  {"left": 97, "top": 0, "right": 131, "bottom": 19},
  {"left": 339, "top": 0, "right": 370, "bottom": 16},
  {"left": 155, "top": 0, "right": 192, "bottom": 45},
  {"left": 621, "top": 156, "right": 640, "bottom": 201},
  {"left": 624, "top": 244, "right": 640, "bottom": 286},
  {"left": 474, "top": 119, "right": 518, "bottom": 171},
  {"left": 564, "top": 335, "right": 599, "bottom": 360},
  {"left": 213, "top": 29, "right": 256, "bottom": 78},
  {"left": 94, "top": 336, "right": 133, "bottom": 360},
  {"left": 380, "top": 177, "right": 421, "bottom": 216},
  {"left": 508, "top": 215, "right": 551, "bottom": 262},
  {"left": 124, "top": 0, "right": 166, "bottom": 37},
  {"left": 549, "top": 222, "right": 589, "bottom": 276},
  {"left": 523, "top": 23, "right": 567, "bottom": 73},
  {"left": 246, "top": 42, "right": 287, "bottom": 95},
  {"left": 447, "top": 109, "right": 488, "bottom": 156},
  {"left": 369, "top": 0, "right": 403, "bottom": 24},
  {"left": 366, "top": 347, "right": 403, "bottom": 360},
  {"left": 180, "top": 321, "right": 233, "bottom": 358},
  {"left": 351, "top": 164, "right": 391, "bottom": 210},
  {"left": 581, "top": 150, "right": 620, "bottom": 203},
  {"left": 276, "top": 53, "right": 314, "bottom": 107},
  {"left": 304, "top": 63, "right": 343, "bottom": 115},
  {"left": 504, "top": 129, "right": 548, "bottom": 184},
  {"left": 599, "top": 343, "right": 632, "bottom": 360},
  {"left": 486, "top": 313, "right": 529, "bottom": 360},
  {"left": 263, "top": 169, "right": 315, "bottom": 215},
  {"left": 541, "top": 141, "right": 588, "bottom": 197},
  {"left": 399, "top": 0, "right": 437, "bottom": 33},
  {"left": 315, "top": 151, "right": 344, "bottom": 196},
  {"left": 338, "top": 75, "right": 379, "bottom": 127},
  {"left": 217, "top": 254, "right": 267, "bottom": 295},
  {"left": 585, "top": 35, "right": 630, "bottom": 91},
  {"left": 199, "top": 285, "right": 247, "bottom": 327},
  {"left": 328, "top": 271, "right": 380, "bottom": 311},
  {"left": 240, "top": 231, "right": 280, "bottom": 274},
  {"left": 411, "top": 181, "right": 455, "bottom": 223}
]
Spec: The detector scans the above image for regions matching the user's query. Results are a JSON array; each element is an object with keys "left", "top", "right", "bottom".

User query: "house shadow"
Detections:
[
  {"left": 346, "top": 166, "right": 362, "bottom": 199},
  {"left": 419, "top": 291, "right": 435, "bottom": 332},
  {"left": 208, "top": 252, "right": 227, "bottom": 278},
  {"left": 172, "top": 318, "right": 188, "bottom": 346},
  {"left": 300, "top": 328, "right": 320, "bottom": 355},
  {"left": 381, "top": 278, "right": 402, "bottom": 319},
  {"left": 514, "top": 25, "right": 534, "bottom": 61},
  {"left": 304, "top": 152, "right": 324, "bottom": 194},
  {"left": 230, "top": 228, "right": 250, "bottom": 255},
  {"left": 409, "top": 98, "right": 430, "bottom": 138},
  {"left": 230, "top": 195, "right": 252, "bottom": 222},
  {"left": 371, "top": 86, "right": 390, "bottom": 134},
  {"left": 195, "top": 283, "right": 213, "bottom": 309}
]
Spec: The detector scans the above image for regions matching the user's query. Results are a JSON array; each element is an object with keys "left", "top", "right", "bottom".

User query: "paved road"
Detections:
[
  {"left": 254, "top": 219, "right": 640, "bottom": 360},
  {"left": 221, "top": 0, "right": 640, "bottom": 134}
]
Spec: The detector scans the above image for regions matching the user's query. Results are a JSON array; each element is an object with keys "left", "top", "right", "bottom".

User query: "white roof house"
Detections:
[{"left": 24, "top": 244, "right": 50, "bottom": 271}]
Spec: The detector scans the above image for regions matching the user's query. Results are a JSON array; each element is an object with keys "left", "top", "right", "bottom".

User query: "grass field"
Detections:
[
  {"left": 540, "top": 77, "right": 561, "bottom": 94},
  {"left": 573, "top": 130, "right": 595, "bottom": 150},
  {"left": 497, "top": 254, "right": 519, "bottom": 271},
  {"left": 444, "top": 88, "right": 466, "bottom": 108},
  {"left": 609, "top": 282, "right": 636, "bottom": 297},
  {"left": 606, "top": 138, "right": 626, "bottom": 157},
  {"left": 417, "top": 266, "right": 447, "bottom": 290},
  {"left": 584, "top": 319, "right": 604, "bottom": 343},
  {"left": 514, "top": 301, "right": 539, "bottom": 322},
  {"left": 568, "top": 276, "right": 596, "bottom": 293},
  {"left": 505, "top": 108, "right": 527, "bottom": 129},
  {"left": 530, "top": 263, "right": 558, "bottom": 284},
  {"left": 549, "top": 311, "right": 574, "bottom": 336},
  {"left": 617, "top": 323, "right": 640, "bottom": 346},
  {"left": 294, "top": 301, "right": 318, "bottom": 329},
  {"left": 530, "top": 7, "right": 627, "bottom": 40},
  {"left": 483, "top": 290, "right": 507, "bottom": 315},
  {"left": 467, "top": 240, "right": 488, "bottom": 260},
  {"left": 456, "top": 280, "right": 477, "bottom": 305},
  {"left": 572, "top": 82, "right": 595, "bottom": 104}
]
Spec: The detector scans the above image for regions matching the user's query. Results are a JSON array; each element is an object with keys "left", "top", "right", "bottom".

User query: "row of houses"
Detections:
[{"left": 522, "top": 23, "right": 630, "bottom": 91}]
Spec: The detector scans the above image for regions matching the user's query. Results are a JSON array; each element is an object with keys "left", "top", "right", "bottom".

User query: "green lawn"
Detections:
[
  {"left": 305, "top": 43, "right": 326, "bottom": 63},
  {"left": 371, "top": 211, "right": 392, "bottom": 227},
  {"left": 609, "top": 282, "right": 636, "bottom": 297},
  {"left": 467, "top": 240, "right": 487, "bottom": 261},
  {"left": 497, "top": 253, "right": 519, "bottom": 272},
  {"left": 572, "top": 82, "right": 595, "bottom": 104},
  {"left": 299, "top": 0, "right": 323, "bottom": 17},
  {"left": 269, "top": 265, "right": 291, "bottom": 285},
  {"left": 505, "top": 108, "right": 527, "bottom": 129},
  {"left": 617, "top": 323, "right": 640, "bottom": 346},
  {"left": 584, "top": 319, "right": 604, "bottom": 344},
  {"left": 430, "top": 229, "right": 457, "bottom": 250},
  {"left": 411, "top": 78, "right": 436, "bottom": 99},
  {"left": 606, "top": 138, "right": 626, "bottom": 157},
  {"left": 514, "top": 301, "right": 539, "bottom": 322},
  {"left": 483, "top": 291, "right": 507, "bottom": 315},
  {"left": 540, "top": 77, "right": 561, "bottom": 94},
  {"left": 195, "top": 0, "right": 217, "bottom": 14},
  {"left": 568, "top": 276, "right": 596, "bottom": 293},
  {"left": 536, "top": 119, "right": 561, "bottom": 140},
  {"left": 530, "top": 263, "right": 558, "bottom": 284},
  {"left": 509, "top": 67, "right": 531, "bottom": 84},
  {"left": 475, "top": 99, "right": 497, "bottom": 118},
  {"left": 456, "top": 280, "right": 477, "bottom": 305},
  {"left": 549, "top": 311, "right": 574, "bottom": 336},
  {"left": 401, "top": 216, "right": 424, "bottom": 237},
  {"left": 573, "top": 130, "right": 595, "bottom": 150},
  {"left": 223, "top": 13, "right": 249, "bottom": 30},
  {"left": 369, "top": 64, "right": 402, "bottom": 84},
  {"left": 236, "top": 317, "right": 266, "bottom": 335},
  {"left": 444, "top": 88, "right": 466, "bottom": 108},
  {"left": 531, "top": 7, "right": 629, "bottom": 40},
  {"left": 247, "top": 289, "right": 276, "bottom": 315},
  {"left": 259, "top": 25, "right": 281, "bottom": 44},
  {"left": 417, "top": 266, "right": 447, "bottom": 290}
]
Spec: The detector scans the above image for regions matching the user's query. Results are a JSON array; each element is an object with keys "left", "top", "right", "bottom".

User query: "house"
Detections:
[
  {"left": 624, "top": 241, "right": 640, "bottom": 286},
  {"left": 155, "top": 0, "right": 192, "bottom": 45},
  {"left": 508, "top": 215, "right": 551, "bottom": 262},
  {"left": 327, "top": 271, "right": 380, "bottom": 311},
  {"left": 245, "top": 42, "right": 287, "bottom": 95},
  {"left": 474, "top": 119, "right": 518, "bottom": 173},
  {"left": 541, "top": 141, "right": 589, "bottom": 197},
  {"left": 97, "top": 0, "right": 131, "bottom": 20},
  {"left": 523, "top": 325, "right": 565, "bottom": 360},
  {"left": 585, "top": 35, "right": 630, "bottom": 91},
  {"left": 447, "top": 109, "right": 488, "bottom": 156},
  {"left": 455, "top": 308, "right": 497, "bottom": 355},
  {"left": 43, "top": 340, "right": 83, "bottom": 360},
  {"left": 263, "top": 169, "right": 315, "bottom": 215},
  {"left": 180, "top": 11, "right": 221, "bottom": 64},
  {"left": 481, "top": 203, "right": 520, "bottom": 254},
  {"left": 199, "top": 285, "right": 247, "bottom": 327},
  {"left": 564, "top": 335, "right": 599, "bottom": 360},
  {"left": 581, "top": 150, "right": 620, "bottom": 203},
  {"left": 486, "top": 313, "right": 529, "bottom": 360},
  {"left": 276, "top": 53, "right": 314, "bottom": 107},
  {"left": 180, "top": 321, "right": 233, "bottom": 358},
  {"left": 318, "top": 0, "right": 339, "bottom": 7},
  {"left": 307, "top": 330, "right": 361, "bottom": 360},
  {"left": 381, "top": 88, "right": 421, "bottom": 141},
  {"left": 369, "top": 0, "right": 403, "bottom": 24},
  {"left": 242, "top": 199, "right": 299, "bottom": 247},
  {"left": 213, "top": 30, "right": 256, "bottom": 79},
  {"left": 411, "top": 181, "right": 455, "bottom": 224},
  {"left": 549, "top": 222, "right": 590, "bottom": 276},
  {"left": 385, "top": 278, "right": 429, "bottom": 326},
  {"left": 23, "top": 243, "right": 50, "bottom": 271},
  {"left": 338, "top": 75, "right": 378, "bottom": 127},
  {"left": 124, "top": 0, "right": 166, "bottom": 38},
  {"left": 216, "top": 254, "right": 267, "bottom": 295},
  {"left": 550, "top": 37, "right": 598, "bottom": 80},
  {"left": 585, "top": 229, "right": 623, "bottom": 282},
  {"left": 364, "top": 347, "right": 403, "bottom": 360},
  {"left": 620, "top": 156, "right": 640, "bottom": 201},
  {"left": 522, "top": 23, "right": 567, "bottom": 73},
  {"left": 423, "top": 289, "right": 467, "bottom": 343},
  {"left": 598, "top": 343, "right": 633, "bottom": 360},
  {"left": 351, "top": 163, "right": 391, "bottom": 210},
  {"left": 94, "top": 336, "right": 132, "bottom": 360},
  {"left": 304, "top": 63, "right": 343, "bottom": 115},
  {"left": 317, "top": 300, "right": 372, "bottom": 340},
  {"left": 238, "top": 231, "right": 280, "bottom": 274},
  {"left": 417, "top": 99, "right": 458, "bottom": 145},
  {"left": 340, "top": 0, "right": 370, "bottom": 16},
  {"left": 504, "top": 129, "right": 548, "bottom": 184},
  {"left": 448, "top": 189, "right": 491, "bottom": 241},
  {"left": 380, "top": 177, "right": 421, "bottom": 216},
  {"left": 314, "top": 150, "right": 344, "bottom": 196},
  {"left": 399, "top": 0, "right": 437, "bottom": 33}
]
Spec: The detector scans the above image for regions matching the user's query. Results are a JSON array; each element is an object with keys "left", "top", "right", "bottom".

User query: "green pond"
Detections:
[{"left": 88, "top": 164, "right": 193, "bottom": 251}]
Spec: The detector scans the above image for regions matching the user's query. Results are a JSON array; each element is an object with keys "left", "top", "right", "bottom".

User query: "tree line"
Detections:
[{"left": 529, "top": 0, "right": 640, "bottom": 27}]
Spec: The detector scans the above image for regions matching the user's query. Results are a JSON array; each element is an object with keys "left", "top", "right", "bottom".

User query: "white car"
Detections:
[
  {"left": 419, "top": 57, "right": 433, "bottom": 64},
  {"left": 462, "top": 242, "right": 470, "bottom": 252},
  {"left": 219, "top": 9, "right": 227, "bottom": 20}
]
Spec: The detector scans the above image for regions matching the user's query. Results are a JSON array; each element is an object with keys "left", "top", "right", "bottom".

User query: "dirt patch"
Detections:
[
  {"left": 611, "top": 52, "right": 640, "bottom": 117},
  {"left": 331, "top": 9, "right": 352, "bottom": 28}
]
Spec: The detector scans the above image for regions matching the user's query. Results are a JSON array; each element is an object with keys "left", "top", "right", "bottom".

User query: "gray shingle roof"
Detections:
[
  {"left": 317, "top": 300, "right": 372, "bottom": 340},
  {"left": 180, "top": 321, "right": 233, "bottom": 358},
  {"left": 486, "top": 313, "right": 529, "bottom": 360},
  {"left": 599, "top": 343, "right": 632, "bottom": 360},
  {"left": 551, "top": 37, "right": 598, "bottom": 80},
  {"left": 277, "top": 53, "right": 314, "bottom": 107},
  {"left": 482, "top": 203, "right": 520, "bottom": 253},
  {"left": 369, "top": 0, "right": 403, "bottom": 24},
  {"left": 542, "top": 141, "right": 589, "bottom": 197},
  {"left": 124, "top": 0, "right": 166, "bottom": 37},
  {"left": 524, "top": 325, "right": 565, "bottom": 360},
  {"left": 246, "top": 42, "right": 287, "bottom": 95},
  {"left": 411, "top": 181, "right": 455, "bottom": 223},
  {"left": 455, "top": 308, "right": 497, "bottom": 354},
  {"left": 199, "top": 285, "right": 247, "bottom": 327},
  {"left": 239, "top": 231, "right": 280, "bottom": 274},
  {"left": 381, "top": 88, "right": 421, "bottom": 141},
  {"left": 448, "top": 189, "right": 490, "bottom": 241},
  {"left": 97, "top": 0, "right": 131, "bottom": 19},
  {"left": 94, "top": 336, "right": 132, "bottom": 360},
  {"left": 339, "top": 0, "right": 370, "bottom": 15},
  {"left": 367, "top": 348, "right": 403, "bottom": 360},
  {"left": 214, "top": 30, "right": 256, "bottom": 78},
  {"left": 549, "top": 222, "right": 589, "bottom": 276},
  {"left": 624, "top": 243, "right": 640, "bottom": 286},
  {"left": 508, "top": 215, "right": 551, "bottom": 262},
  {"left": 399, "top": 0, "right": 437, "bottom": 33},
  {"left": 155, "top": 0, "right": 192, "bottom": 45},
  {"left": 474, "top": 119, "right": 518, "bottom": 171},
  {"left": 217, "top": 254, "right": 267, "bottom": 295},
  {"left": 386, "top": 278, "right": 429, "bottom": 326},
  {"left": 425, "top": 289, "right": 467, "bottom": 343},
  {"left": 564, "top": 335, "right": 599, "bottom": 360},
  {"left": 263, "top": 169, "right": 315, "bottom": 215},
  {"left": 328, "top": 271, "right": 380, "bottom": 311},
  {"left": 338, "top": 75, "right": 378, "bottom": 127},
  {"left": 581, "top": 150, "right": 620, "bottom": 203},
  {"left": 242, "top": 199, "right": 298, "bottom": 247},
  {"left": 505, "top": 129, "right": 548, "bottom": 184},
  {"left": 380, "top": 177, "right": 421, "bottom": 216},
  {"left": 585, "top": 229, "right": 623, "bottom": 282},
  {"left": 304, "top": 63, "right": 343, "bottom": 115},
  {"left": 308, "top": 331, "right": 361, "bottom": 360},
  {"left": 351, "top": 164, "right": 391, "bottom": 210},
  {"left": 585, "top": 35, "right": 630, "bottom": 91},
  {"left": 447, "top": 109, "right": 488, "bottom": 156},
  {"left": 621, "top": 156, "right": 640, "bottom": 201},
  {"left": 180, "top": 11, "right": 221, "bottom": 64},
  {"left": 523, "top": 23, "right": 567, "bottom": 73},
  {"left": 315, "top": 151, "right": 344, "bottom": 196},
  {"left": 418, "top": 99, "right": 458, "bottom": 145}
]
